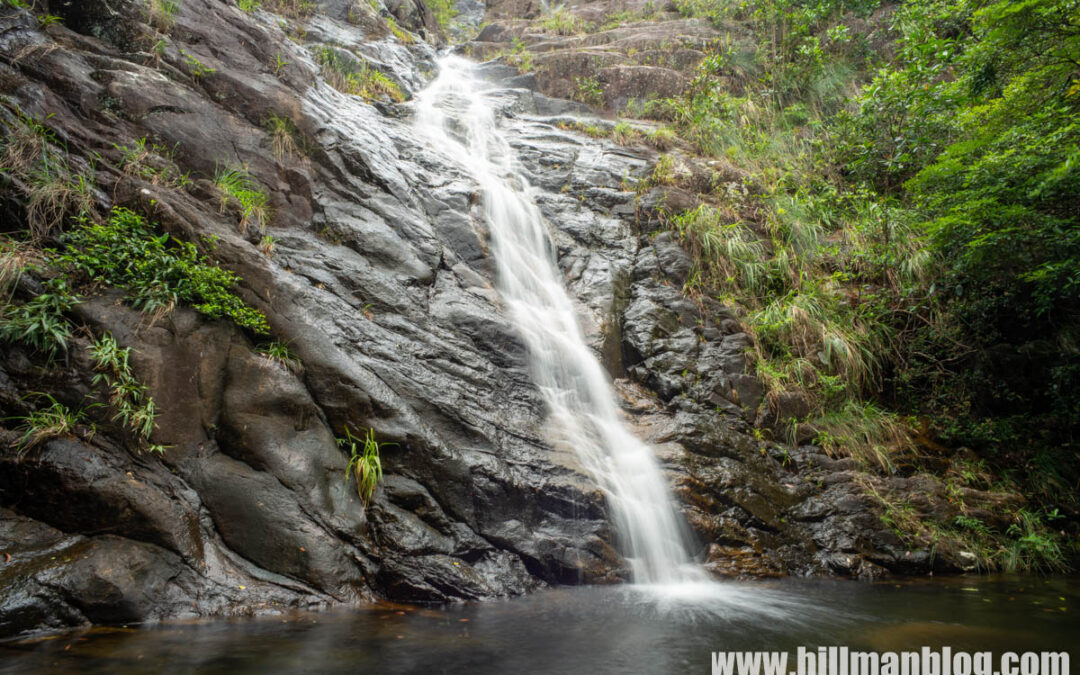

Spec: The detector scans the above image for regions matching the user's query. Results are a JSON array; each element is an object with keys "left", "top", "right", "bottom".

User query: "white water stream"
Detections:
[{"left": 414, "top": 56, "right": 710, "bottom": 588}]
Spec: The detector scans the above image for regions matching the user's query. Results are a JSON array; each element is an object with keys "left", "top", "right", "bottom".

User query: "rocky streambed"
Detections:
[{"left": 0, "top": 0, "right": 980, "bottom": 639}]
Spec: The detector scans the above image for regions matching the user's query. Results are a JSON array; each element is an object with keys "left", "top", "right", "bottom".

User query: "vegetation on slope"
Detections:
[{"left": 502, "top": 0, "right": 1078, "bottom": 570}]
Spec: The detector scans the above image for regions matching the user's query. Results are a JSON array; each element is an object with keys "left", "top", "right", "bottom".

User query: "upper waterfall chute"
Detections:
[{"left": 413, "top": 55, "right": 709, "bottom": 588}]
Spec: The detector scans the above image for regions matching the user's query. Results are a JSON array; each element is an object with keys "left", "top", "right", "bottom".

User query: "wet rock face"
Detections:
[
  {"left": 0, "top": 0, "right": 954, "bottom": 640},
  {"left": 0, "top": 0, "right": 618, "bottom": 637}
]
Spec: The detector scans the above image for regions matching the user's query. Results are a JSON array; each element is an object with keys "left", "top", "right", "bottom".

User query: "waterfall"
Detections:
[{"left": 414, "top": 56, "right": 710, "bottom": 587}]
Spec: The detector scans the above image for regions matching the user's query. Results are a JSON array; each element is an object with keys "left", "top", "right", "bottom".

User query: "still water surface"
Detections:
[{"left": 1, "top": 576, "right": 1075, "bottom": 674}]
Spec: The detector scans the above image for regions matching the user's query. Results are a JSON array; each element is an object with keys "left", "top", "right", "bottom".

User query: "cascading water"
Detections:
[{"left": 414, "top": 56, "right": 709, "bottom": 587}]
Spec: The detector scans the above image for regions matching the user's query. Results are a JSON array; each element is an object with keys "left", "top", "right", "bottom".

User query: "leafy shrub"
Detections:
[
  {"left": 59, "top": 207, "right": 270, "bottom": 334},
  {"left": 573, "top": 76, "right": 604, "bottom": 107},
  {"left": 0, "top": 277, "right": 78, "bottom": 360}
]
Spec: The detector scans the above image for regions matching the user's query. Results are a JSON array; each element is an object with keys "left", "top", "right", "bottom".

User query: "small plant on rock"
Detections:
[
  {"left": 10, "top": 393, "right": 90, "bottom": 453},
  {"left": 572, "top": 76, "right": 604, "bottom": 107},
  {"left": 259, "top": 234, "right": 277, "bottom": 257},
  {"left": 257, "top": 339, "right": 300, "bottom": 369},
  {"left": 213, "top": 164, "right": 270, "bottom": 231},
  {"left": 315, "top": 47, "right": 405, "bottom": 103},
  {"left": 0, "top": 277, "right": 78, "bottom": 360},
  {"left": 537, "top": 5, "right": 592, "bottom": 35},
  {"left": 340, "top": 427, "right": 384, "bottom": 506},
  {"left": 180, "top": 49, "right": 215, "bottom": 80},
  {"left": 146, "top": 0, "right": 179, "bottom": 31},
  {"left": 89, "top": 332, "right": 160, "bottom": 447},
  {"left": 264, "top": 114, "right": 303, "bottom": 160}
]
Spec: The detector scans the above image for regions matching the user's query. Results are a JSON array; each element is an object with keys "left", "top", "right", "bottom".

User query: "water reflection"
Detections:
[{"left": 2, "top": 576, "right": 1075, "bottom": 674}]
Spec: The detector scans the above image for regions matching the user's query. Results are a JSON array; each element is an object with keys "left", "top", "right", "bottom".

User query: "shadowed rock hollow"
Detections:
[{"left": 0, "top": 0, "right": 972, "bottom": 639}]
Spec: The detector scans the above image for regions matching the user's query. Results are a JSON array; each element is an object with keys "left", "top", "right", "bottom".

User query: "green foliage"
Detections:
[
  {"left": 10, "top": 393, "right": 89, "bottom": 452},
  {"left": 572, "top": 75, "right": 604, "bottom": 107},
  {"left": 1000, "top": 508, "right": 1068, "bottom": 573},
  {"left": 833, "top": 0, "right": 1080, "bottom": 501},
  {"left": 59, "top": 207, "right": 271, "bottom": 334},
  {"left": 114, "top": 137, "right": 190, "bottom": 188},
  {"left": 257, "top": 339, "right": 299, "bottom": 368},
  {"left": 505, "top": 38, "right": 534, "bottom": 74},
  {"left": 146, "top": 0, "right": 179, "bottom": 31},
  {"left": 537, "top": 5, "right": 593, "bottom": 35},
  {"left": 264, "top": 114, "right": 303, "bottom": 160},
  {"left": 315, "top": 47, "right": 405, "bottom": 103},
  {"left": 340, "top": 427, "right": 383, "bottom": 506},
  {"left": 237, "top": 0, "right": 260, "bottom": 11},
  {"left": 89, "top": 332, "right": 160, "bottom": 447},
  {"left": 179, "top": 49, "right": 215, "bottom": 80},
  {"left": 213, "top": 165, "right": 270, "bottom": 231},
  {"left": 385, "top": 16, "right": 414, "bottom": 44},
  {"left": 272, "top": 51, "right": 289, "bottom": 77},
  {"left": 426, "top": 0, "right": 457, "bottom": 31},
  {"left": 1, "top": 109, "right": 96, "bottom": 240},
  {"left": 0, "top": 277, "right": 77, "bottom": 360}
]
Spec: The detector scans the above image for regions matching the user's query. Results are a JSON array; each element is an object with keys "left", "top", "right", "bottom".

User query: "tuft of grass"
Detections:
[
  {"left": 9, "top": 394, "right": 89, "bottom": 453},
  {"left": 0, "top": 238, "right": 41, "bottom": 298},
  {"left": 385, "top": 16, "right": 414, "bottom": 44},
  {"left": 23, "top": 161, "right": 95, "bottom": 241},
  {"left": 340, "top": 427, "right": 384, "bottom": 506},
  {"left": 0, "top": 109, "right": 55, "bottom": 176},
  {"left": 259, "top": 234, "right": 276, "bottom": 257},
  {"left": 257, "top": 339, "right": 299, "bottom": 369},
  {"left": 146, "top": 0, "right": 179, "bottom": 31},
  {"left": 536, "top": 5, "right": 593, "bottom": 35},
  {"left": 264, "top": 114, "right": 303, "bottom": 160},
  {"left": 645, "top": 126, "right": 677, "bottom": 150},
  {"left": 213, "top": 164, "right": 270, "bottom": 232},
  {"left": 648, "top": 153, "right": 677, "bottom": 186},
  {"left": 114, "top": 137, "right": 189, "bottom": 188},
  {"left": 809, "top": 400, "right": 912, "bottom": 471},
  {"left": 237, "top": 0, "right": 260, "bottom": 11},
  {"left": 611, "top": 121, "right": 643, "bottom": 145},
  {"left": 557, "top": 120, "right": 608, "bottom": 139},
  {"left": 315, "top": 47, "right": 405, "bottom": 103},
  {"left": 272, "top": 51, "right": 289, "bottom": 78},
  {"left": 2, "top": 110, "right": 96, "bottom": 241}
]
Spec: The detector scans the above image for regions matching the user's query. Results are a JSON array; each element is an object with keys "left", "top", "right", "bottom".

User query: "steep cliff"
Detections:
[{"left": 0, "top": 0, "right": 988, "bottom": 639}]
